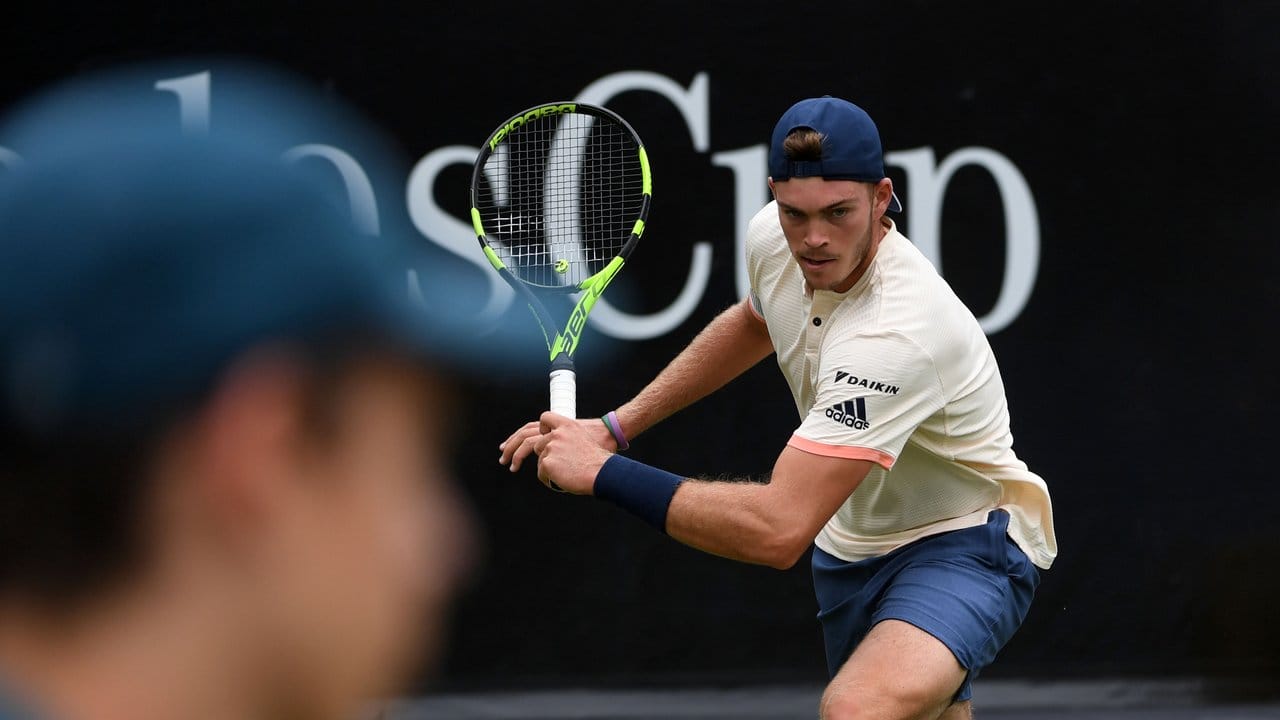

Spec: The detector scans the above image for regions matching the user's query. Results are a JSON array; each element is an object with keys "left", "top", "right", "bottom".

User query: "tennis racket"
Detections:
[{"left": 470, "top": 102, "right": 651, "bottom": 419}]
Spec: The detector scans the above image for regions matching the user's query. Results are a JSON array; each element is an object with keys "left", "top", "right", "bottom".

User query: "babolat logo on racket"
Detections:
[
  {"left": 825, "top": 398, "right": 870, "bottom": 430},
  {"left": 489, "top": 103, "right": 578, "bottom": 149}
]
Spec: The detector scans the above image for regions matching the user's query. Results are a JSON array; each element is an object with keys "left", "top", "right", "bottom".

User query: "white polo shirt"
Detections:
[{"left": 746, "top": 202, "right": 1056, "bottom": 570}]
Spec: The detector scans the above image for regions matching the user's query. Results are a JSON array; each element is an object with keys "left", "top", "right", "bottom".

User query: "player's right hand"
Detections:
[{"left": 498, "top": 414, "right": 617, "bottom": 472}]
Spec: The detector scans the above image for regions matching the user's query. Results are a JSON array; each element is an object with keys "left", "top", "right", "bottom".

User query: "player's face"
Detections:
[
  {"left": 771, "top": 178, "right": 882, "bottom": 293},
  {"left": 262, "top": 358, "right": 472, "bottom": 720}
]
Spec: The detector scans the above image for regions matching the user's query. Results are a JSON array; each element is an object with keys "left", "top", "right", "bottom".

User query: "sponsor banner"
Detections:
[{"left": 3, "top": 1, "right": 1277, "bottom": 686}]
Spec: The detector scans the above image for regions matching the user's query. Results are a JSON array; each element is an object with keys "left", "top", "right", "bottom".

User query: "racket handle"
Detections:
[{"left": 549, "top": 368, "right": 577, "bottom": 419}]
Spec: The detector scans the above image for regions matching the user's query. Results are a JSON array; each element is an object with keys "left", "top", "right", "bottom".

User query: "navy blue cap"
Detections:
[
  {"left": 769, "top": 96, "right": 902, "bottom": 213},
  {"left": 0, "top": 62, "right": 508, "bottom": 439}
]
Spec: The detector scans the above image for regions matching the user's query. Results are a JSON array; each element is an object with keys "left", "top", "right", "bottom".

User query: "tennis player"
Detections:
[
  {"left": 501, "top": 96, "right": 1056, "bottom": 720},
  {"left": 0, "top": 67, "right": 486, "bottom": 720}
]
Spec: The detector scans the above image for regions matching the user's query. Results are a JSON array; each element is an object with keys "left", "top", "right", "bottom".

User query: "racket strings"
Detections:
[{"left": 477, "top": 112, "right": 644, "bottom": 288}]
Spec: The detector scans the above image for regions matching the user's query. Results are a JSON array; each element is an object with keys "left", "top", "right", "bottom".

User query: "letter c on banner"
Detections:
[
  {"left": 887, "top": 147, "right": 1040, "bottom": 335},
  {"left": 573, "top": 72, "right": 713, "bottom": 340}
]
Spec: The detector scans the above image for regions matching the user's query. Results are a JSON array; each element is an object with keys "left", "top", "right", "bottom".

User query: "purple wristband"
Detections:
[{"left": 602, "top": 410, "right": 630, "bottom": 451}]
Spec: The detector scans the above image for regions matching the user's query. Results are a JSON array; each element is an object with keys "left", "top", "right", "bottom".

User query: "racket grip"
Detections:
[{"left": 549, "top": 368, "right": 577, "bottom": 419}]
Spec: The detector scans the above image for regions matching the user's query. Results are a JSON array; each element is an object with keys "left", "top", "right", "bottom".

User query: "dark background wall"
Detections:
[{"left": 4, "top": 0, "right": 1277, "bottom": 691}]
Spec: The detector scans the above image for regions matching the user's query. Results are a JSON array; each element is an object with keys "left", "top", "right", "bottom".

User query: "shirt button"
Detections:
[{"left": 812, "top": 317, "right": 822, "bottom": 327}]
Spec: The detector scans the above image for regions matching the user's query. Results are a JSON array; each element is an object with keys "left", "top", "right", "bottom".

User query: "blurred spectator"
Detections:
[{"left": 0, "top": 63, "right": 485, "bottom": 720}]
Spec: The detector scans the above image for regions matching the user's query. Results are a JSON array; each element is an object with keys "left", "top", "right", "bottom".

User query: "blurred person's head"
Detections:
[{"left": 0, "top": 62, "right": 485, "bottom": 720}]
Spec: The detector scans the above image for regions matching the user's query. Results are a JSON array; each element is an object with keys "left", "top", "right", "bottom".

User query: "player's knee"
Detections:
[
  {"left": 820, "top": 685, "right": 949, "bottom": 720},
  {"left": 819, "top": 686, "right": 876, "bottom": 720}
]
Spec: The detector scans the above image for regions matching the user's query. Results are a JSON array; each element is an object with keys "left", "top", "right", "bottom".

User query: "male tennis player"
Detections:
[
  {"left": 0, "top": 66, "right": 486, "bottom": 720},
  {"left": 501, "top": 96, "right": 1056, "bottom": 719}
]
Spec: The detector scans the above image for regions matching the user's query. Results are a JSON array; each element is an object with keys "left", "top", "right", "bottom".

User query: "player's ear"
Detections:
[{"left": 872, "top": 178, "right": 893, "bottom": 216}]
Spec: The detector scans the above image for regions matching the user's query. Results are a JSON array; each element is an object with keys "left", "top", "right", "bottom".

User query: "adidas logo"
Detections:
[{"left": 824, "top": 398, "right": 869, "bottom": 430}]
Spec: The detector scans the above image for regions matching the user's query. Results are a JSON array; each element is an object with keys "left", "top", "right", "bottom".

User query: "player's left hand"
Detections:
[
  {"left": 499, "top": 415, "right": 617, "bottom": 472},
  {"left": 532, "top": 412, "right": 612, "bottom": 495}
]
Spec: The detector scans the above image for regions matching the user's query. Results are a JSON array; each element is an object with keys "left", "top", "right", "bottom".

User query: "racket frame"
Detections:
[{"left": 469, "top": 101, "right": 651, "bottom": 418}]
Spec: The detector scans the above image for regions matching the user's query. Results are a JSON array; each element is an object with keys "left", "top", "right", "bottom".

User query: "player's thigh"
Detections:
[{"left": 820, "top": 619, "right": 967, "bottom": 720}]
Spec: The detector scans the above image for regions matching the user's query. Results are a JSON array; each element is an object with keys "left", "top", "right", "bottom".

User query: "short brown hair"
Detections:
[
  {"left": 0, "top": 342, "right": 356, "bottom": 608},
  {"left": 780, "top": 127, "right": 880, "bottom": 201},
  {"left": 782, "top": 128, "right": 826, "bottom": 162}
]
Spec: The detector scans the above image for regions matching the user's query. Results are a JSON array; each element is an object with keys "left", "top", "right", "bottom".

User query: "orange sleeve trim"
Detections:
[
  {"left": 744, "top": 294, "right": 766, "bottom": 324},
  {"left": 787, "top": 435, "right": 896, "bottom": 470}
]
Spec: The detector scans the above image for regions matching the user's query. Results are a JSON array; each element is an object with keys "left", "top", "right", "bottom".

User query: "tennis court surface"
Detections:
[{"left": 382, "top": 679, "right": 1280, "bottom": 719}]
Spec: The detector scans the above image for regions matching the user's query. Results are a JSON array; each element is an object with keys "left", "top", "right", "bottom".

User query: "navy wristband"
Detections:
[{"left": 593, "top": 454, "right": 685, "bottom": 533}]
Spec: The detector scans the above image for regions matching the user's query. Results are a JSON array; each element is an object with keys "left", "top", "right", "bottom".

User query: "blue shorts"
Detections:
[{"left": 811, "top": 510, "right": 1039, "bottom": 702}]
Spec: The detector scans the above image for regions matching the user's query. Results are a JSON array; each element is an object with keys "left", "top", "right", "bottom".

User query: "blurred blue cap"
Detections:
[
  {"left": 769, "top": 96, "right": 902, "bottom": 213},
  {"left": 0, "top": 61, "right": 501, "bottom": 438}
]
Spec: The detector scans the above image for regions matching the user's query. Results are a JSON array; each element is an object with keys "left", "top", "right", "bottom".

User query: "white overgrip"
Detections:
[{"left": 549, "top": 368, "right": 577, "bottom": 419}]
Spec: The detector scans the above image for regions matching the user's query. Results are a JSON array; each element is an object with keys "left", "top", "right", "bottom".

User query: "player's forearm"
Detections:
[
  {"left": 616, "top": 299, "right": 771, "bottom": 438},
  {"left": 663, "top": 479, "right": 808, "bottom": 570},
  {"left": 581, "top": 447, "right": 862, "bottom": 570}
]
